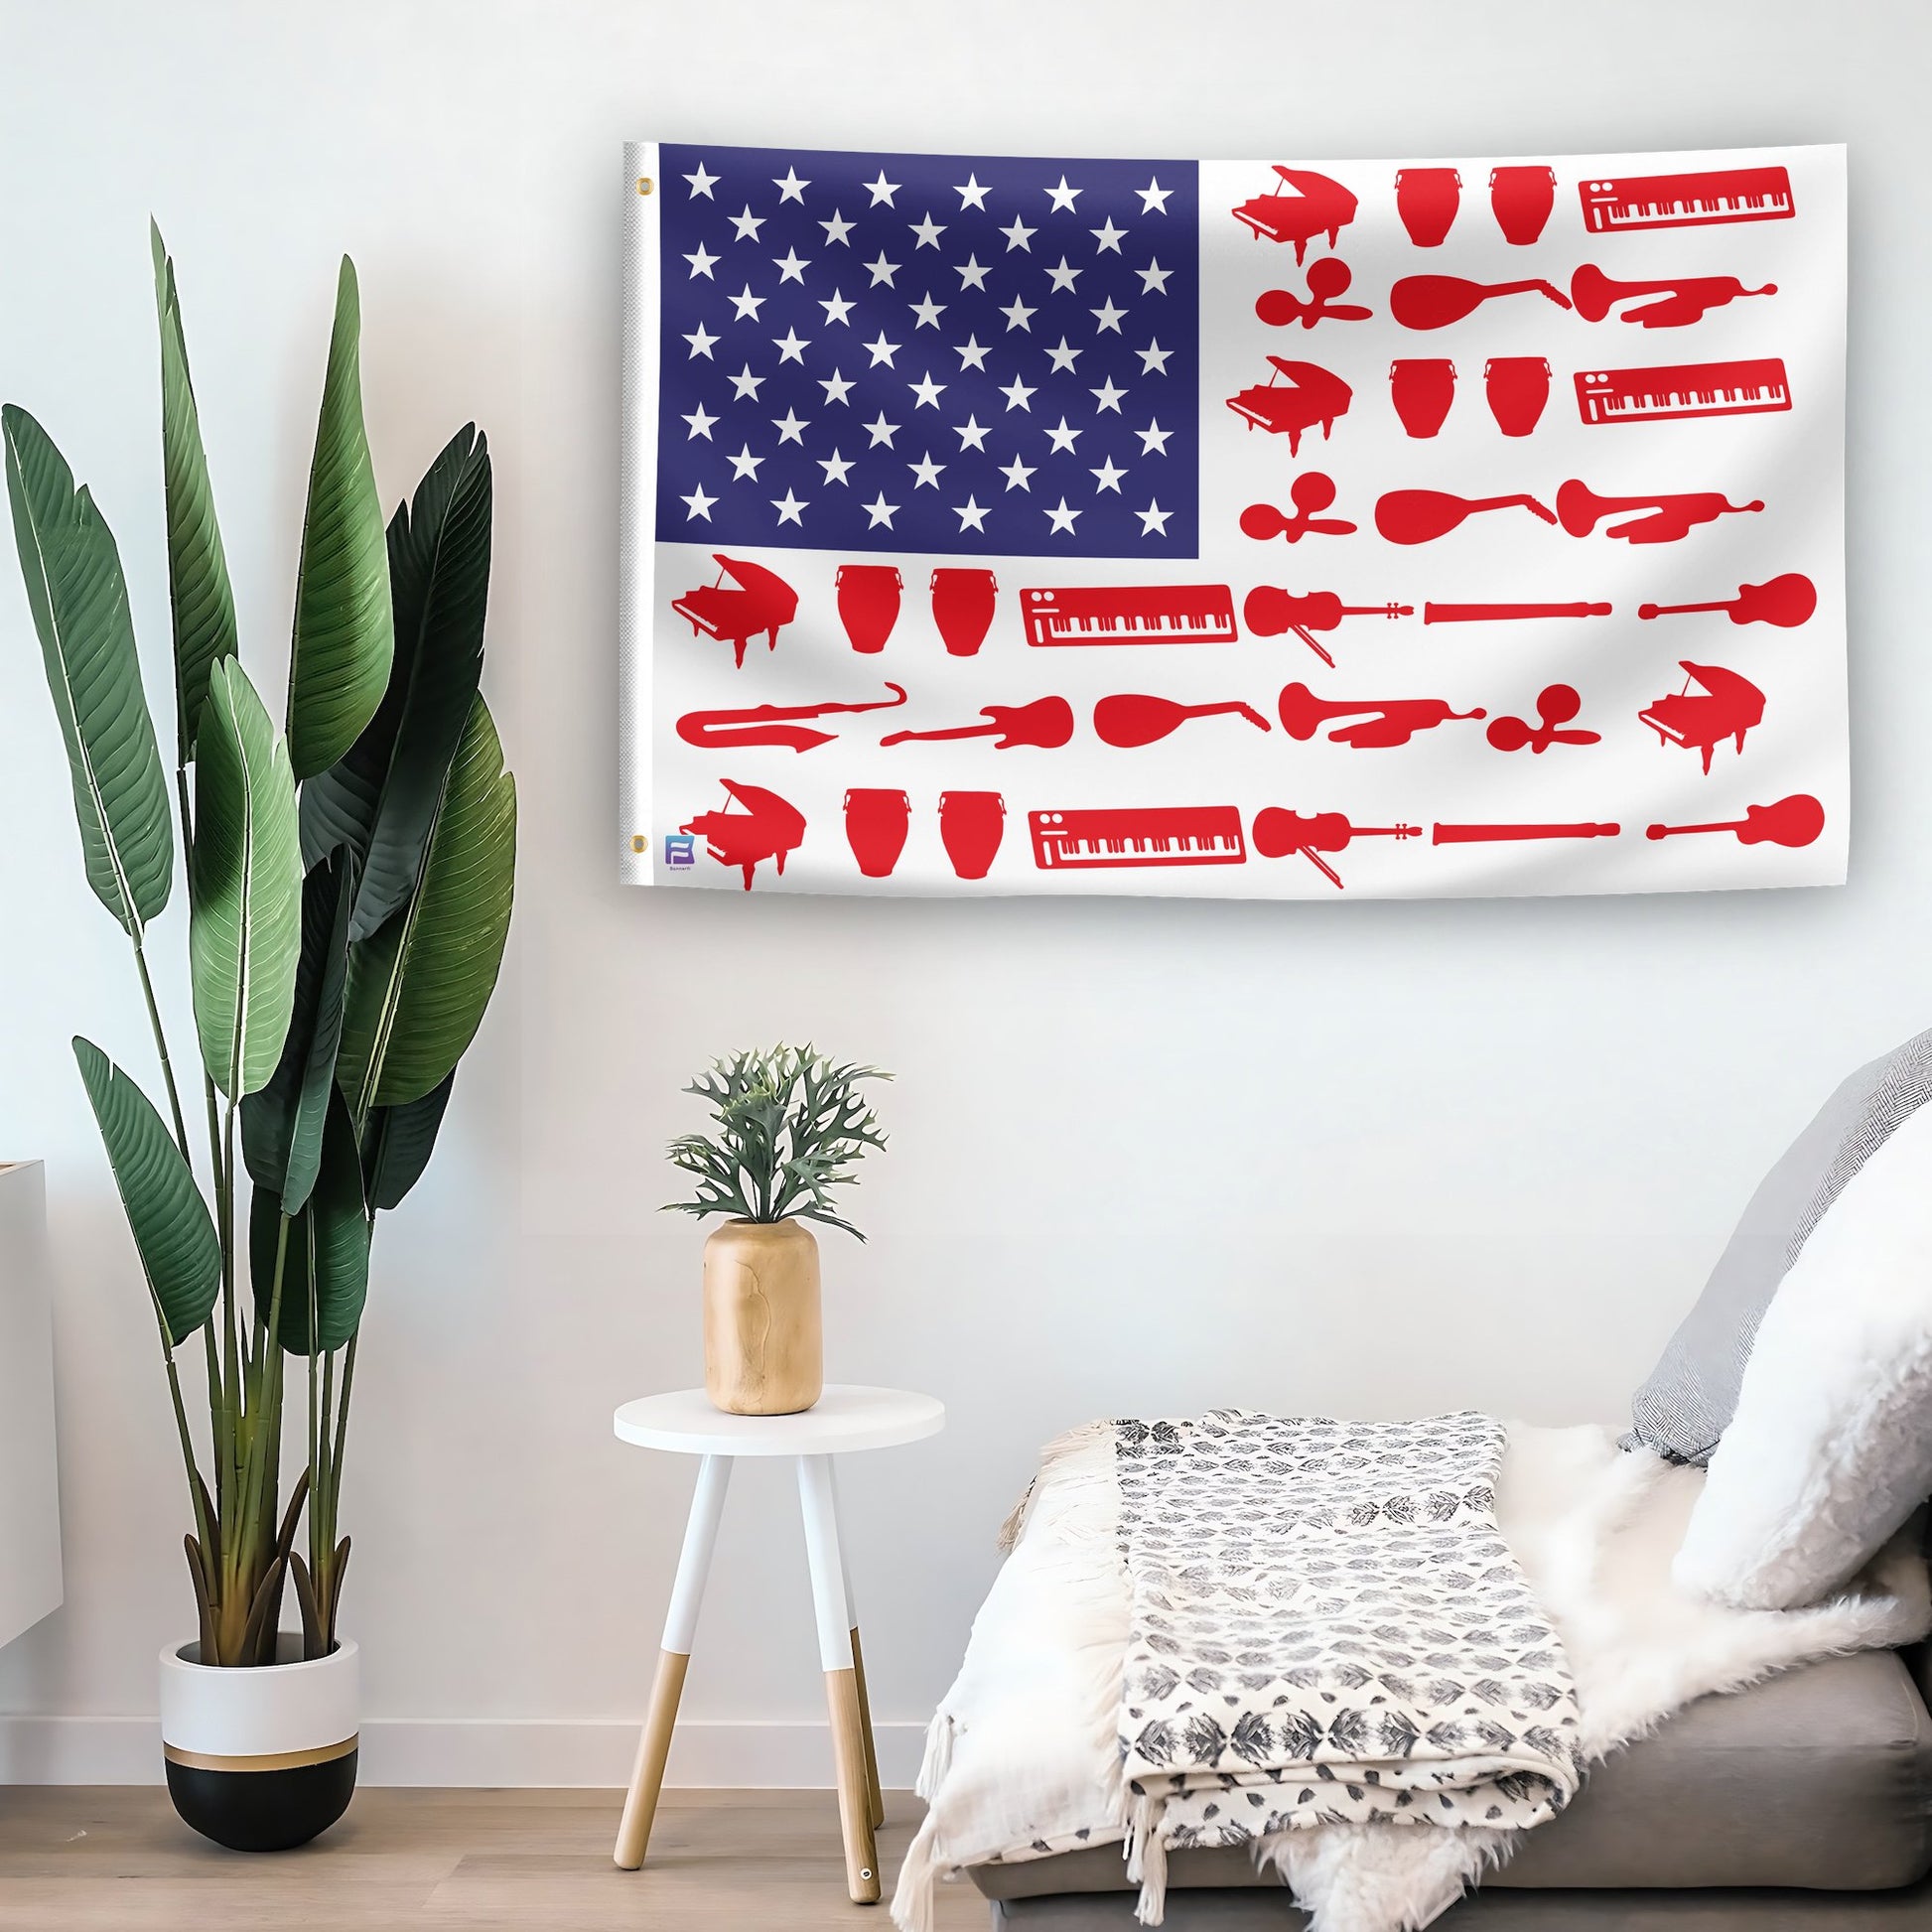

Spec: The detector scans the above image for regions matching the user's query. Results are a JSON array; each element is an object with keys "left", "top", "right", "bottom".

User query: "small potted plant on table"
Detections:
[{"left": 665, "top": 1045, "right": 888, "bottom": 1415}]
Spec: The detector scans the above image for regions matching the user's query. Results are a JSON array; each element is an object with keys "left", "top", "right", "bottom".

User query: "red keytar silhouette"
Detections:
[
  {"left": 1557, "top": 481, "right": 1765, "bottom": 545},
  {"left": 1278, "top": 682, "right": 1485, "bottom": 749},
  {"left": 680, "top": 780, "right": 806, "bottom": 891},
  {"left": 1390, "top": 274, "right": 1574, "bottom": 330},
  {"left": 1424, "top": 600, "right": 1611, "bottom": 622},
  {"left": 1486, "top": 684, "right": 1601, "bottom": 754},
  {"left": 1571, "top": 265, "right": 1777, "bottom": 328},
  {"left": 1639, "top": 574, "right": 1817, "bottom": 628},
  {"left": 671, "top": 555, "right": 799, "bottom": 668},
  {"left": 1226, "top": 358, "right": 1353, "bottom": 456},
  {"left": 1433, "top": 820, "right": 1620, "bottom": 844},
  {"left": 1252, "top": 808, "right": 1422, "bottom": 889},
  {"left": 676, "top": 684, "right": 908, "bottom": 753},
  {"left": 1645, "top": 794, "right": 1825, "bottom": 850},
  {"left": 1255, "top": 260, "right": 1373, "bottom": 328},
  {"left": 1375, "top": 489, "right": 1558, "bottom": 544},
  {"left": 1232, "top": 167, "right": 1359, "bottom": 261},
  {"left": 880, "top": 697, "right": 1074, "bottom": 750},
  {"left": 1239, "top": 475, "right": 1357, "bottom": 543},
  {"left": 1639, "top": 661, "right": 1767, "bottom": 773},
  {"left": 1243, "top": 587, "right": 1413, "bottom": 667},
  {"left": 1093, "top": 694, "right": 1272, "bottom": 748}
]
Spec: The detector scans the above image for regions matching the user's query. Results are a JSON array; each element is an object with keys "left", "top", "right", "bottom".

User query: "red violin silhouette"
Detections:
[
  {"left": 676, "top": 684, "right": 908, "bottom": 753},
  {"left": 1252, "top": 808, "right": 1422, "bottom": 889},
  {"left": 1557, "top": 481, "right": 1765, "bottom": 545},
  {"left": 1255, "top": 260, "right": 1373, "bottom": 329},
  {"left": 1226, "top": 357, "right": 1353, "bottom": 456},
  {"left": 1571, "top": 265, "right": 1777, "bottom": 328},
  {"left": 672, "top": 554, "right": 799, "bottom": 668},
  {"left": 1375, "top": 489, "right": 1558, "bottom": 544},
  {"left": 880, "top": 697, "right": 1074, "bottom": 751},
  {"left": 1485, "top": 684, "right": 1600, "bottom": 754},
  {"left": 1639, "top": 661, "right": 1767, "bottom": 773},
  {"left": 1238, "top": 475, "right": 1357, "bottom": 544},
  {"left": 1639, "top": 574, "right": 1816, "bottom": 628},
  {"left": 680, "top": 780, "right": 806, "bottom": 891},
  {"left": 1232, "top": 167, "right": 1359, "bottom": 262},
  {"left": 1278, "top": 682, "right": 1485, "bottom": 749},
  {"left": 1390, "top": 274, "right": 1574, "bottom": 330},
  {"left": 1242, "top": 587, "right": 1413, "bottom": 667},
  {"left": 1093, "top": 694, "right": 1272, "bottom": 749},
  {"left": 1645, "top": 794, "right": 1825, "bottom": 849}
]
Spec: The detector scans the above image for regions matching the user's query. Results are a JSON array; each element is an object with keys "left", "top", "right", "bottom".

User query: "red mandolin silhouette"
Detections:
[
  {"left": 1571, "top": 265, "right": 1777, "bottom": 328},
  {"left": 1232, "top": 167, "right": 1359, "bottom": 261},
  {"left": 1239, "top": 474, "right": 1357, "bottom": 543},
  {"left": 1645, "top": 794, "right": 1825, "bottom": 849},
  {"left": 1375, "top": 489, "right": 1558, "bottom": 544},
  {"left": 1243, "top": 587, "right": 1412, "bottom": 667},
  {"left": 1256, "top": 260, "right": 1373, "bottom": 328},
  {"left": 1485, "top": 684, "right": 1600, "bottom": 754},
  {"left": 1390, "top": 274, "right": 1574, "bottom": 330},
  {"left": 1252, "top": 808, "right": 1421, "bottom": 889},
  {"left": 1093, "top": 694, "right": 1272, "bottom": 749},
  {"left": 1278, "top": 682, "right": 1485, "bottom": 749},
  {"left": 880, "top": 697, "right": 1074, "bottom": 751},
  {"left": 1638, "top": 574, "right": 1816, "bottom": 627},
  {"left": 676, "top": 684, "right": 908, "bottom": 753}
]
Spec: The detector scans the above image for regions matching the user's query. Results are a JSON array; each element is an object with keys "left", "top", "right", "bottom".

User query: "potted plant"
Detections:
[
  {"left": 665, "top": 1045, "right": 889, "bottom": 1415},
  {"left": 3, "top": 226, "right": 515, "bottom": 1850}
]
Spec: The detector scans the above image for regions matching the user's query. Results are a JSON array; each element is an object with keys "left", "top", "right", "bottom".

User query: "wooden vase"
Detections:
[{"left": 702, "top": 1219, "right": 823, "bottom": 1415}]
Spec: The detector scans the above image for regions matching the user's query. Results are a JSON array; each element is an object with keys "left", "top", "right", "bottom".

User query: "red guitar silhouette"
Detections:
[
  {"left": 1238, "top": 475, "right": 1357, "bottom": 543},
  {"left": 1252, "top": 808, "right": 1421, "bottom": 889},
  {"left": 680, "top": 781, "right": 806, "bottom": 890},
  {"left": 1278, "top": 682, "right": 1485, "bottom": 748},
  {"left": 1255, "top": 260, "right": 1373, "bottom": 328},
  {"left": 1638, "top": 575, "right": 1816, "bottom": 628},
  {"left": 1231, "top": 167, "right": 1358, "bottom": 261},
  {"left": 1645, "top": 794, "right": 1825, "bottom": 849},
  {"left": 1093, "top": 695, "right": 1271, "bottom": 749},
  {"left": 880, "top": 698, "right": 1074, "bottom": 750},
  {"left": 1243, "top": 588, "right": 1412, "bottom": 667}
]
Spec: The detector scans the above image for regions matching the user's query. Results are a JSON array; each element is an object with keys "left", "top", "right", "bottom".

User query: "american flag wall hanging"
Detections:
[{"left": 618, "top": 142, "right": 1846, "bottom": 898}]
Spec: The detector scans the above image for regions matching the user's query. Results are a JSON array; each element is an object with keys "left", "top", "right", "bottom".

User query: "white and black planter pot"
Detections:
[{"left": 159, "top": 1636, "right": 358, "bottom": 1852}]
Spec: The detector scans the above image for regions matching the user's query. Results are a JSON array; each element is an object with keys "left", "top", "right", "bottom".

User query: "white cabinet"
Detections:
[{"left": 0, "top": 1163, "right": 62, "bottom": 1648}]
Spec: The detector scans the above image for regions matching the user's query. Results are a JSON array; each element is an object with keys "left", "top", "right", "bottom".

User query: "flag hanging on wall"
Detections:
[{"left": 619, "top": 141, "right": 1846, "bottom": 899}]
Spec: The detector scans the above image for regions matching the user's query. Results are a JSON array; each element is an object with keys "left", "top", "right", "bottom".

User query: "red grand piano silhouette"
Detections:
[
  {"left": 672, "top": 554, "right": 799, "bottom": 668},
  {"left": 1231, "top": 167, "right": 1358, "bottom": 262},
  {"left": 680, "top": 779, "right": 807, "bottom": 890},
  {"left": 1639, "top": 661, "right": 1767, "bottom": 773},
  {"left": 1226, "top": 358, "right": 1353, "bottom": 456}
]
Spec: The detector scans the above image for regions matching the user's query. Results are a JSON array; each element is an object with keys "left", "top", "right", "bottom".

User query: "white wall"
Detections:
[{"left": 1, "top": 0, "right": 1927, "bottom": 1786}]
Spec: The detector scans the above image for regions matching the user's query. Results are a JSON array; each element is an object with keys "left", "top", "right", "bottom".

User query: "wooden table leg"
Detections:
[
  {"left": 614, "top": 1453, "right": 733, "bottom": 1869},
  {"left": 829, "top": 1461, "right": 885, "bottom": 1830},
  {"left": 797, "top": 1453, "right": 881, "bottom": 1904}
]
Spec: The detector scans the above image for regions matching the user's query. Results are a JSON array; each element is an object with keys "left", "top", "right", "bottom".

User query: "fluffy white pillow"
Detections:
[{"left": 1673, "top": 1098, "right": 1932, "bottom": 1610}]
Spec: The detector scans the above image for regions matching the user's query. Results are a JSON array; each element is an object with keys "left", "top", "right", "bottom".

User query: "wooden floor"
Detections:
[{"left": 0, "top": 1787, "right": 987, "bottom": 1930}]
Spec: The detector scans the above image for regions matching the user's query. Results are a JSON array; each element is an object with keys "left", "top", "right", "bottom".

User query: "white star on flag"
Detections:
[
  {"left": 772, "top": 328, "right": 809, "bottom": 363},
  {"left": 819, "top": 289, "right": 857, "bottom": 325},
  {"left": 955, "top": 254, "right": 992, "bottom": 291},
  {"left": 1136, "top": 419, "right": 1172, "bottom": 455},
  {"left": 1044, "top": 338, "right": 1081, "bottom": 372},
  {"left": 954, "top": 335, "right": 991, "bottom": 370},
  {"left": 1137, "top": 259, "right": 1173, "bottom": 294},
  {"left": 1044, "top": 496, "right": 1081, "bottom": 531},
  {"left": 955, "top": 174, "right": 990, "bottom": 209},
  {"left": 909, "top": 212, "right": 946, "bottom": 248},
  {"left": 1000, "top": 455, "right": 1035, "bottom": 490},
  {"left": 681, "top": 485, "right": 716, "bottom": 520},
  {"left": 727, "top": 444, "right": 761, "bottom": 479},
  {"left": 772, "top": 247, "right": 809, "bottom": 284},
  {"left": 864, "top": 412, "right": 899, "bottom": 447},
  {"left": 682, "top": 161, "right": 718, "bottom": 198},
  {"left": 862, "top": 491, "right": 898, "bottom": 527},
  {"left": 728, "top": 364, "right": 761, "bottom": 399},
  {"left": 865, "top": 252, "right": 899, "bottom": 287},
  {"left": 1044, "top": 257, "right": 1081, "bottom": 292},
  {"left": 1044, "top": 176, "right": 1080, "bottom": 211},
  {"left": 909, "top": 293, "right": 946, "bottom": 328},
  {"left": 999, "top": 375, "right": 1036, "bottom": 411},
  {"left": 683, "top": 323, "right": 718, "bottom": 358},
  {"left": 1136, "top": 177, "right": 1172, "bottom": 213},
  {"left": 728, "top": 207, "right": 763, "bottom": 241},
  {"left": 864, "top": 171, "right": 899, "bottom": 206},
  {"left": 1136, "top": 340, "right": 1173, "bottom": 374},
  {"left": 908, "top": 452, "right": 945, "bottom": 487},
  {"left": 955, "top": 414, "right": 991, "bottom": 451},
  {"left": 818, "top": 449, "right": 855, "bottom": 484},
  {"left": 820, "top": 210, "right": 855, "bottom": 244},
  {"left": 684, "top": 243, "right": 719, "bottom": 279},
  {"left": 770, "top": 488, "right": 807, "bottom": 524},
  {"left": 1001, "top": 216, "right": 1035, "bottom": 250},
  {"left": 819, "top": 368, "right": 856, "bottom": 404},
  {"left": 771, "top": 408, "right": 809, "bottom": 444},
  {"left": 682, "top": 403, "right": 717, "bottom": 440},
  {"left": 1090, "top": 457, "right": 1127, "bottom": 493},
  {"left": 954, "top": 495, "right": 990, "bottom": 531},
  {"left": 1135, "top": 499, "right": 1172, "bottom": 534},
  {"left": 1090, "top": 377, "right": 1127, "bottom": 413},
  {"left": 1089, "top": 218, "right": 1128, "bottom": 253},
  {"left": 907, "top": 371, "right": 947, "bottom": 408},
  {"left": 773, "top": 168, "right": 810, "bottom": 204},
  {"left": 864, "top": 331, "right": 900, "bottom": 366},
  {"left": 728, "top": 285, "right": 763, "bottom": 321}
]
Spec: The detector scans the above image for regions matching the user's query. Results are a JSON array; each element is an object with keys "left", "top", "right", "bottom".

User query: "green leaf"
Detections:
[
  {"left": 151, "top": 223, "right": 238, "bottom": 762},
  {"left": 241, "top": 848, "right": 354, "bottom": 1212},
  {"left": 190, "top": 658, "right": 303, "bottom": 1098},
  {"left": 302, "top": 426, "right": 490, "bottom": 943},
  {"left": 287, "top": 258, "right": 392, "bottom": 780},
  {"left": 361, "top": 1069, "right": 455, "bottom": 1211},
  {"left": 72, "top": 1036, "right": 219, "bottom": 1347},
  {"left": 3, "top": 405, "right": 174, "bottom": 936},
  {"left": 339, "top": 694, "right": 515, "bottom": 1113},
  {"left": 250, "top": 1088, "right": 369, "bottom": 1355}
]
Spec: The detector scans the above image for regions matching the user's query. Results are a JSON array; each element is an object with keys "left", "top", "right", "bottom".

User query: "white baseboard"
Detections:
[{"left": 0, "top": 1715, "right": 928, "bottom": 1788}]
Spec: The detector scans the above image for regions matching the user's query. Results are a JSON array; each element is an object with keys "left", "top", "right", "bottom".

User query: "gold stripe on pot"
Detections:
[{"left": 163, "top": 1735, "right": 358, "bottom": 1774}]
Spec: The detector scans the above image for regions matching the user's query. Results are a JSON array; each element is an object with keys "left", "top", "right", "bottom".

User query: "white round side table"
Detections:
[{"left": 610, "top": 1384, "right": 945, "bottom": 1903}]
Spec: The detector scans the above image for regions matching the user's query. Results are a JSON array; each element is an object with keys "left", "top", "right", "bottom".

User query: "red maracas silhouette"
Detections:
[
  {"left": 1639, "top": 574, "right": 1817, "bottom": 628},
  {"left": 1390, "top": 274, "right": 1574, "bottom": 330},
  {"left": 1645, "top": 794, "right": 1825, "bottom": 849},
  {"left": 1375, "top": 488, "right": 1559, "bottom": 544},
  {"left": 880, "top": 697, "right": 1074, "bottom": 750},
  {"left": 1485, "top": 684, "right": 1601, "bottom": 754},
  {"left": 1238, "top": 474, "right": 1357, "bottom": 543},
  {"left": 1093, "top": 694, "right": 1273, "bottom": 749},
  {"left": 1255, "top": 259, "right": 1374, "bottom": 328}
]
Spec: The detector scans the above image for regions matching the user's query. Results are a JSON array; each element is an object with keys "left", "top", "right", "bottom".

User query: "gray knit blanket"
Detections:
[{"left": 1114, "top": 1412, "right": 1585, "bottom": 1904}]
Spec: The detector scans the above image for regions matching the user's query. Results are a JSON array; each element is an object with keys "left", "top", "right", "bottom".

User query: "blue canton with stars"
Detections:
[{"left": 655, "top": 143, "right": 1199, "bottom": 559}]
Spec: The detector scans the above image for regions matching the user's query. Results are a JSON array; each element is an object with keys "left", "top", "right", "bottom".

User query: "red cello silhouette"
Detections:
[
  {"left": 1390, "top": 274, "right": 1573, "bottom": 330},
  {"left": 1093, "top": 694, "right": 1272, "bottom": 748},
  {"left": 676, "top": 684, "right": 908, "bottom": 753},
  {"left": 1375, "top": 489, "right": 1558, "bottom": 544},
  {"left": 1225, "top": 358, "right": 1353, "bottom": 455},
  {"left": 1645, "top": 794, "right": 1825, "bottom": 849},
  {"left": 1255, "top": 260, "right": 1373, "bottom": 328},
  {"left": 1485, "top": 685, "right": 1600, "bottom": 754},
  {"left": 680, "top": 780, "right": 806, "bottom": 891},
  {"left": 1557, "top": 481, "right": 1765, "bottom": 544},
  {"left": 1232, "top": 167, "right": 1358, "bottom": 261},
  {"left": 1638, "top": 575, "right": 1816, "bottom": 628},
  {"left": 1239, "top": 475, "right": 1357, "bottom": 543},
  {"left": 1243, "top": 587, "right": 1413, "bottom": 667},
  {"left": 880, "top": 697, "right": 1073, "bottom": 750},
  {"left": 1278, "top": 682, "right": 1485, "bottom": 748},
  {"left": 1571, "top": 265, "right": 1777, "bottom": 328},
  {"left": 1252, "top": 808, "right": 1422, "bottom": 889}
]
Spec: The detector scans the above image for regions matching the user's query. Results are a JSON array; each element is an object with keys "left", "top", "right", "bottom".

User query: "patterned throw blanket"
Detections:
[{"left": 1114, "top": 1412, "right": 1584, "bottom": 1916}]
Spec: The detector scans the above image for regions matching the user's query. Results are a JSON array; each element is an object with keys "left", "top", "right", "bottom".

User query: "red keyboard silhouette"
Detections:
[
  {"left": 1021, "top": 585, "right": 1238, "bottom": 647},
  {"left": 1029, "top": 806, "right": 1247, "bottom": 870},
  {"left": 1575, "top": 357, "right": 1791, "bottom": 426},
  {"left": 1579, "top": 166, "right": 1794, "bottom": 234}
]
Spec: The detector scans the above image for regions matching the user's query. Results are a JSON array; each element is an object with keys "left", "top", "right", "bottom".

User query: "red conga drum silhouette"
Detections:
[
  {"left": 1483, "top": 356, "right": 1551, "bottom": 436},
  {"left": 1490, "top": 165, "right": 1557, "bottom": 245},
  {"left": 939, "top": 790, "right": 1005, "bottom": 880},
  {"left": 836, "top": 563, "right": 901, "bottom": 654},
  {"left": 1395, "top": 168, "right": 1460, "bottom": 246},
  {"left": 1390, "top": 358, "right": 1456, "bottom": 438},
  {"left": 930, "top": 567, "right": 998, "bottom": 656},
  {"left": 844, "top": 788, "right": 910, "bottom": 878}
]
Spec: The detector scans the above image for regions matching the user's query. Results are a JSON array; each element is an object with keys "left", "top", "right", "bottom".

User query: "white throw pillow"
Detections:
[{"left": 1673, "top": 1098, "right": 1932, "bottom": 1610}]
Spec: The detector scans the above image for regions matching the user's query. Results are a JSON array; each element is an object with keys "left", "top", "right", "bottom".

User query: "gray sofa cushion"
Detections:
[
  {"left": 970, "top": 1650, "right": 1932, "bottom": 1901},
  {"left": 1625, "top": 1028, "right": 1932, "bottom": 1464}
]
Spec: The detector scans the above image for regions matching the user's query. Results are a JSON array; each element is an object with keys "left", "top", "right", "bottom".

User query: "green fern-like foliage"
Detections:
[{"left": 665, "top": 1043, "right": 890, "bottom": 1240}]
